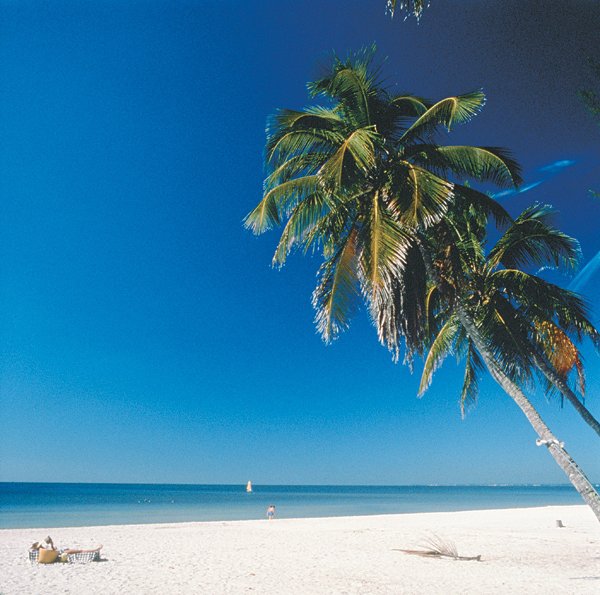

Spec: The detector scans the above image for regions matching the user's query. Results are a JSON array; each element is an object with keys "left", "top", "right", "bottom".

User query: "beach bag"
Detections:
[{"left": 38, "top": 548, "right": 58, "bottom": 564}]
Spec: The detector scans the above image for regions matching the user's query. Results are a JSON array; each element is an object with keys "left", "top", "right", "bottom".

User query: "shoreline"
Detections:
[
  {"left": 0, "top": 502, "right": 591, "bottom": 532},
  {"left": 2, "top": 505, "right": 598, "bottom": 594}
]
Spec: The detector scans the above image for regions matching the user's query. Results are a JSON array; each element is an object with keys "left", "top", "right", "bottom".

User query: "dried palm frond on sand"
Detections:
[{"left": 395, "top": 535, "right": 482, "bottom": 561}]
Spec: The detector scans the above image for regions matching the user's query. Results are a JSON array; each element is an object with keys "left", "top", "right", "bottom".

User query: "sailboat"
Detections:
[{"left": 246, "top": 481, "right": 252, "bottom": 493}]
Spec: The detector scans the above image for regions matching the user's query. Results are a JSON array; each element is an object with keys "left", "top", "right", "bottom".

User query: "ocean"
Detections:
[{"left": 0, "top": 482, "right": 586, "bottom": 529}]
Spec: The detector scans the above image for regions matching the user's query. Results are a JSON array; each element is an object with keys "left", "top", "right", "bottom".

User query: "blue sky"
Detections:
[{"left": 1, "top": 1, "right": 599, "bottom": 485}]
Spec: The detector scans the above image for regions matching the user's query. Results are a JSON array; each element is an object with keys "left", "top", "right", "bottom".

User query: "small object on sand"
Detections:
[
  {"left": 556, "top": 519, "right": 565, "bottom": 528},
  {"left": 395, "top": 535, "right": 481, "bottom": 562}
]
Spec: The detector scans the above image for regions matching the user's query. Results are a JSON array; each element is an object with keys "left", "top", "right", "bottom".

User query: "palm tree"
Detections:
[
  {"left": 417, "top": 206, "right": 600, "bottom": 519},
  {"left": 245, "top": 49, "right": 600, "bottom": 521},
  {"left": 420, "top": 204, "right": 600, "bottom": 436}
]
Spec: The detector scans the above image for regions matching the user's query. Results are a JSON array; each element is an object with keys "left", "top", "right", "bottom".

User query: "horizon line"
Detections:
[{"left": 0, "top": 480, "right": 583, "bottom": 488}]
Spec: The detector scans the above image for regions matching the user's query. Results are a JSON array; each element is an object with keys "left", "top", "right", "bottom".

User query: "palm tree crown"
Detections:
[
  {"left": 245, "top": 48, "right": 521, "bottom": 364},
  {"left": 420, "top": 204, "right": 600, "bottom": 417}
]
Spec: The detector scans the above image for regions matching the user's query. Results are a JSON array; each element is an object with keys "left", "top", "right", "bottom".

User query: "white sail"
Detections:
[{"left": 246, "top": 481, "right": 252, "bottom": 493}]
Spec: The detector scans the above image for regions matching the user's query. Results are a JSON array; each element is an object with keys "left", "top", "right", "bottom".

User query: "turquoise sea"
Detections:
[{"left": 0, "top": 483, "right": 587, "bottom": 529}]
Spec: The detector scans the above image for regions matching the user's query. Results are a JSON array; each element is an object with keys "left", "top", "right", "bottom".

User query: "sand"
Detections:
[{"left": 1, "top": 505, "right": 599, "bottom": 594}]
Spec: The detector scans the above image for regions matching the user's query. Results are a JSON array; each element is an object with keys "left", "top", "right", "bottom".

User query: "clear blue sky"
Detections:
[{"left": 1, "top": 1, "right": 599, "bottom": 485}]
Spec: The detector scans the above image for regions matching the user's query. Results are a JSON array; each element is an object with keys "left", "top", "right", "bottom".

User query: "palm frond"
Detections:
[
  {"left": 372, "top": 242, "right": 428, "bottom": 364},
  {"left": 359, "top": 191, "right": 412, "bottom": 298},
  {"left": 244, "top": 175, "right": 320, "bottom": 234},
  {"left": 319, "top": 126, "right": 378, "bottom": 188},
  {"left": 401, "top": 91, "right": 486, "bottom": 141},
  {"left": 424, "top": 284, "right": 443, "bottom": 340},
  {"left": 269, "top": 107, "right": 343, "bottom": 133},
  {"left": 266, "top": 127, "right": 344, "bottom": 166},
  {"left": 308, "top": 47, "right": 379, "bottom": 127},
  {"left": 467, "top": 295, "right": 534, "bottom": 387},
  {"left": 390, "top": 94, "right": 429, "bottom": 117},
  {"left": 392, "top": 162, "right": 454, "bottom": 228},
  {"left": 491, "top": 269, "right": 600, "bottom": 348},
  {"left": 272, "top": 192, "right": 330, "bottom": 266},
  {"left": 488, "top": 204, "right": 581, "bottom": 270},
  {"left": 433, "top": 146, "right": 522, "bottom": 188},
  {"left": 407, "top": 145, "right": 522, "bottom": 188},
  {"left": 264, "top": 154, "right": 326, "bottom": 187},
  {"left": 312, "top": 228, "right": 361, "bottom": 342},
  {"left": 452, "top": 184, "right": 512, "bottom": 228},
  {"left": 419, "top": 315, "right": 460, "bottom": 395},
  {"left": 460, "top": 341, "right": 484, "bottom": 417}
]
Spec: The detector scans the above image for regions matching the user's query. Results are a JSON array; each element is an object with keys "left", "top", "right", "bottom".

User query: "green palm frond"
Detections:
[
  {"left": 407, "top": 145, "right": 522, "bottom": 188},
  {"left": 390, "top": 94, "right": 429, "bottom": 117},
  {"left": 419, "top": 315, "right": 460, "bottom": 395},
  {"left": 392, "top": 162, "right": 454, "bottom": 228},
  {"left": 373, "top": 242, "right": 429, "bottom": 364},
  {"left": 452, "top": 184, "right": 512, "bottom": 228},
  {"left": 299, "top": 195, "right": 356, "bottom": 257},
  {"left": 319, "top": 126, "right": 379, "bottom": 188},
  {"left": 490, "top": 298, "right": 536, "bottom": 383},
  {"left": 466, "top": 301, "right": 532, "bottom": 387},
  {"left": 490, "top": 269, "right": 599, "bottom": 347},
  {"left": 359, "top": 191, "right": 412, "bottom": 298},
  {"left": 424, "top": 284, "right": 443, "bottom": 339},
  {"left": 460, "top": 341, "right": 484, "bottom": 417},
  {"left": 401, "top": 91, "right": 486, "bottom": 141},
  {"left": 308, "top": 47, "right": 379, "bottom": 127},
  {"left": 272, "top": 192, "right": 330, "bottom": 266},
  {"left": 267, "top": 127, "right": 344, "bottom": 166},
  {"left": 453, "top": 221, "right": 486, "bottom": 269},
  {"left": 312, "top": 228, "right": 361, "bottom": 342},
  {"left": 244, "top": 175, "right": 320, "bottom": 234},
  {"left": 269, "top": 107, "right": 343, "bottom": 133},
  {"left": 433, "top": 146, "right": 522, "bottom": 188},
  {"left": 488, "top": 204, "right": 581, "bottom": 270},
  {"left": 264, "top": 154, "right": 325, "bottom": 187}
]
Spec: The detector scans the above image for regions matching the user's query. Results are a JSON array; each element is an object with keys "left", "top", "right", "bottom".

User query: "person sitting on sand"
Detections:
[{"left": 30, "top": 536, "right": 103, "bottom": 563}]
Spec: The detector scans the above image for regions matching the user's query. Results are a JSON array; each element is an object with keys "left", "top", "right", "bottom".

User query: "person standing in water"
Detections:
[{"left": 266, "top": 504, "right": 275, "bottom": 520}]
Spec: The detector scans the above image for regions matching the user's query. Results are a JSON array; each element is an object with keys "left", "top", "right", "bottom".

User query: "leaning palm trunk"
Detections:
[
  {"left": 457, "top": 307, "right": 600, "bottom": 522},
  {"left": 532, "top": 351, "right": 600, "bottom": 438}
]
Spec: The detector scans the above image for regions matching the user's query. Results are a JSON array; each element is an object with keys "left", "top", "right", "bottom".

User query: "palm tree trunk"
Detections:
[
  {"left": 457, "top": 306, "right": 600, "bottom": 522},
  {"left": 532, "top": 352, "right": 600, "bottom": 438}
]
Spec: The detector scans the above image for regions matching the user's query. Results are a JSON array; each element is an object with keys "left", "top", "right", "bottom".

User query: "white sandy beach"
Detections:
[{"left": 1, "top": 505, "right": 598, "bottom": 594}]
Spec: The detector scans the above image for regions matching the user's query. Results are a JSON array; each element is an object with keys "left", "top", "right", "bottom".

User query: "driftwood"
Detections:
[{"left": 394, "top": 535, "right": 482, "bottom": 562}]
